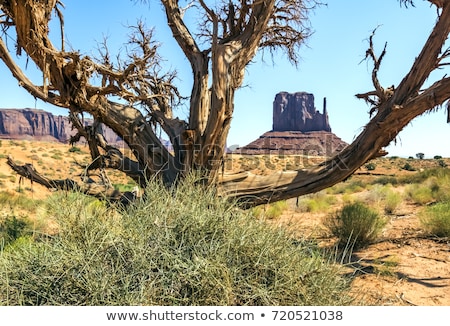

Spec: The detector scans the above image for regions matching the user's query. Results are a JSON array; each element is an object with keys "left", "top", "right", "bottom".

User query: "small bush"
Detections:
[
  {"left": 364, "top": 162, "right": 376, "bottom": 171},
  {"left": 68, "top": 146, "right": 82, "bottom": 153},
  {"left": 401, "top": 162, "right": 416, "bottom": 171},
  {"left": 327, "top": 180, "right": 365, "bottom": 195},
  {"left": 438, "top": 159, "right": 447, "bottom": 168},
  {"left": 384, "top": 191, "right": 402, "bottom": 214},
  {"left": 372, "top": 176, "right": 398, "bottom": 186},
  {"left": 420, "top": 201, "right": 450, "bottom": 237},
  {"left": 406, "top": 185, "right": 434, "bottom": 205},
  {"left": 434, "top": 155, "right": 443, "bottom": 160},
  {"left": 325, "top": 202, "right": 387, "bottom": 250}
]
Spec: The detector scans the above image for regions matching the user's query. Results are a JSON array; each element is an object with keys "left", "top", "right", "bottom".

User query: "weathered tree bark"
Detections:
[{"left": 1, "top": 0, "right": 450, "bottom": 208}]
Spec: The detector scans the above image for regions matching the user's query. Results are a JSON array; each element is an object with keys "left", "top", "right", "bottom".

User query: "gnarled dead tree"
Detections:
[{"left": 1, "top": 0, "right": 450, "bottom": 207}]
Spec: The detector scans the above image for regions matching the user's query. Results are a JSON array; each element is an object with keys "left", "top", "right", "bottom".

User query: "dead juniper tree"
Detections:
[{"left": 1, "top": 0, "right": 450, "bottom": 207}]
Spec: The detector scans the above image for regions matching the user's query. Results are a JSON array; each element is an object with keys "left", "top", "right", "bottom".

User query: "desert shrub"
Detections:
[
  {"left": 438, "top": 159, "right": 447, "bottom": 168},
  {"left": 372, "top": 176, "right": 398, "bottom": 186},
  {"left": 68, "top": 146, "right": 82, "bottom": 153},
  {"left": 401, "top": 162, "right": 416, "bottom": 171},
  {"left": 419, "top": 201, "right": 450, "bottom": 237},
  {"left": 384, "top": 191, "right": 402, "bottom": 214},
  {"left": 400, "top": 167, "right": 450, "bottom": 184},
  {"left": 403, "top": 172, "right": 450, "bottom": 204},
  {"left": 406, "top": 185, "right": 434, "bottom": 205},
  {"left": 364, "top": 162, "right": 376, "bottom": 171},
  {"left": 325, "top": 202, "right": 387, "bottom": 250},
  {"left": 327, "top": 179, "right": 366, "bottom": 195},
  {"left": 434, "top": 155, "right": 443, "bottom": 160},
  {"left": 0, "top": 176, "right": 352, "bottom": 306}
]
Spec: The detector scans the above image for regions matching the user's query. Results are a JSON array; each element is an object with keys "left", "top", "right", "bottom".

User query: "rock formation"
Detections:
[
  {"left": 235, "top": 131, "right": 347, "bottom": 156},
  {"left": 0, "top": 108, "right": 121, "bottom": 144},
  {"left": 235, "top": 92, "right": 348, "bottom": 156},
  {"left": 273, "top": 92, "right": 331, "bottom": 132}
]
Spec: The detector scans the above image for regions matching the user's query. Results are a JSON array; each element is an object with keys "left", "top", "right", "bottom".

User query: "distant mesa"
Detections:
[
  {"left": 0, "top": 108, "right": 121, "bottom": 144},
  {"left": 235, "top": 91, "right": 348, "bottom": 156}
]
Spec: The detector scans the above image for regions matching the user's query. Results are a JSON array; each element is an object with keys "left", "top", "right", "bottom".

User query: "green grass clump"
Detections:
[
  {"left": 264, "top": 200, "right": 289, "bottom": 219},
  {"left": 406, "top": 185, "right": 434, "bottom": 205},
  {"left": 297, "top": 192, "right": 336, "bottom": 213},
  {"left": 327, "top": 179, "right": 366, "bottom": 195},
  {"left": 325, "top": 202, "right": 387, "bottom": 250},
  {"left": 68, "top": 146, "right": 82, "bottom": 153},
  {"left": 0, "top": 176, "right": 352, "bottom": 306},
  {"left": 384, "top": 191, "right": 402, "bottom": 214},
  {"left": 419, "top": 201, "right": 450, "bottom": 237},
  {"left": 372, "top": 176, "right": 398, "bottom": 186}
]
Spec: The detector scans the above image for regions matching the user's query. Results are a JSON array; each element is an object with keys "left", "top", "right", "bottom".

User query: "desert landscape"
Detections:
[{"left": 1, "top": 139, "right": 449, "bottom": 305}]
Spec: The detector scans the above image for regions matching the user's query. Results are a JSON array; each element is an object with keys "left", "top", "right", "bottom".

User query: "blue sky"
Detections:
[{"left": 1, "top": 0, "right": 449, "bottom": 158}]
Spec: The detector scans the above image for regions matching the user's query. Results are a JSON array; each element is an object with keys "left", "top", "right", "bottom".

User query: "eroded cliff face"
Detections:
[
  {"left": 272, "top": 92, "right": 331, "bottom": 132},
  {"left": 0, "top": 108, "right": 121, "bottom": 144},
  {"left": 236, "top": 91, "right": 347, "bottom": 156}
]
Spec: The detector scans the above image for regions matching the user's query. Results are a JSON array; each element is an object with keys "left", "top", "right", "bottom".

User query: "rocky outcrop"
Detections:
[
  {"left": 273, "top": 92, "right": 331, "bottom": 132},
  {"left": 235, "top": 92, "right": 348, "bottom": 156},
  {"left": 0, "top": 108, "right": 121, "bottom": 144}
]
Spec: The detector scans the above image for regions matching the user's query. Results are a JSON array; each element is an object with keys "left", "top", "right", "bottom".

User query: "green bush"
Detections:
[
  {"left": 364, "top": 162, "right": 376, "bottom": 171},
  {"left": 265, "top": 200, "right": 288, "bottom": 219},
  {"left": 327, "top": 179, "right": 366, "bottom": 195},
  {"left": 0, "top": 176, "right": 352, "bottom": 306},
  {"left": 372, "top": 176, "right": 398, "bottom": 186},
  {"left": 419, "top": 201, "right": 450, "bottom": 237},
  {"left": 325, "top": 202, "right": 387, "bottom": 250},
  {"left": 384, "top": 191, "right": 402, "bottom": 214},
  {"left": 401, "top": 162, "right": 416, "bottom": 171},
  {"left": 434, "top": 155, "right": 443, "bottom": 160},
  {"left": 406, "top": 185, "right": 434, "bottom": 205},
  {"left": 68, "top": 146, "right": 82, "bottom": 153}
]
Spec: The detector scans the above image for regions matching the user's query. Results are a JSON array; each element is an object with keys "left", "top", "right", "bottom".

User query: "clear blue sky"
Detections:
[{"left": 1, "top": 0, "right": 448, "bottom": 158}]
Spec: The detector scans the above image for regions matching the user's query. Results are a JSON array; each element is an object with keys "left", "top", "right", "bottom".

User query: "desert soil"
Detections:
[{"left": 0, "top": 140, "right": 449, "bottom": 305}]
